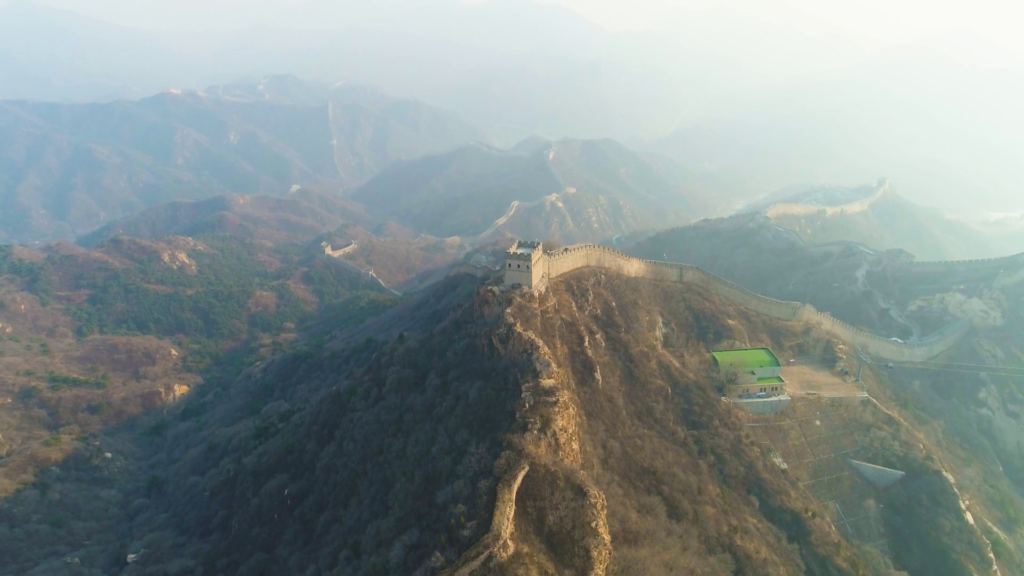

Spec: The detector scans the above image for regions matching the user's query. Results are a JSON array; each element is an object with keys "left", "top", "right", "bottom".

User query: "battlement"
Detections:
[
  {"left": 501, "top": 239, "right": 969, "bottom": 361},
  {"left": 504, "top": 240, "right": 545, "bottom": 288}
]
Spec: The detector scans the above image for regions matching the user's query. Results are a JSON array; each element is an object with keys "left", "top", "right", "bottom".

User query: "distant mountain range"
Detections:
[
  {"left": 208, "top": 77, "right": 488, "bottom": 185},
  {"left": 751, "top": 179, "right": 1024, "bottom": 260},
  {"left": 65, "top": 128, "right": 715, "bottom": 252},
  {"left": 0, "top": 76, "right": 488, "bottom": 243},
  {"left": 352, "top": 137, "right": 712, "bottom": 243},
  {"left": 5, "top": 0, "right": 1024, "bottom": 216}
]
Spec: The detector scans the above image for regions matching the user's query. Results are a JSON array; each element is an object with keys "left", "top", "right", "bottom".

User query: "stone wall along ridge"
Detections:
[
  {"left": 541, "top": 244, "right": 967, "bottom": 361},
  {"left": 765, "top": 179, "right": 889, "bottom": 219},
  {"left": 323, "top": 255, "right": 402, "bottom": 296},
  {"left": 905, "top": 251, "right": 1024, "bottom": 274}
]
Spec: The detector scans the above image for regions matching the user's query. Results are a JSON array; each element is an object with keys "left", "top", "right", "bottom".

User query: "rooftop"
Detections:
[
  {"left": 711, "top": 348, "right": 781, "bottom": 372},
  {"left": 512, "top": 246, "right": 536, "bottom": 255}
]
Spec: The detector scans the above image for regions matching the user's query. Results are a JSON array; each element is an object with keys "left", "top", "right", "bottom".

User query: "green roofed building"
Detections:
[{"left": 711, "top": 348, "right": 788, "bottom": 400}]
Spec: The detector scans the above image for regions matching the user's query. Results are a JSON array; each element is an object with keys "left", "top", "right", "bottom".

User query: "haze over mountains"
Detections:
[
  {"left": 1, "top": 72, "right": 727, "bottom": 246},
  {"left": 744, "top": 180, "right": 1024, "bottom": 260},
  {"left": 4, "top": 0, "right": 1024, "bottom": 214},
  {"left": 352, "top": 138, "right": 708, "bottom": 242},
  {"left": 3, "top": 1, "right": 1024, "bottom": 574},
  {"left": 0, "top": 76, "right": 489, "bottom": 242}
]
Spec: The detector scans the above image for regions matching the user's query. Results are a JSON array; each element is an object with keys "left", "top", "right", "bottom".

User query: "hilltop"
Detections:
[
  {"left": 77, "top": 190, "right": 481, "bottom": 289},
  {"left": 77, "top": 189, "right": 372, "bottom": 247},
  {"left": 0, "top": 232, "right": 397, "bottom": 500}
]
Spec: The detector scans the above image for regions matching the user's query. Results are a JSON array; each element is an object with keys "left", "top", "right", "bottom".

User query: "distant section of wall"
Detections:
[
  {"left": 323, "top": 255, "right": 402, "bottom": 296},
  {"left": 766, "top": 178, "right": 889, "bottom": 218},
  {"left": 448, "top": 262, "right": 499, "bottom": 279},
  {"left": 903, "top": 252, "right": 1024, "bottom": 275},
  {"left": 807, "top": 240, "right": 877, "bottom": 255},
  {"left": 321, "top": 241, "right": 358, "bottom": 257},
  {"left": 540, "top": 244, "right": 968, "bottom": 361}
]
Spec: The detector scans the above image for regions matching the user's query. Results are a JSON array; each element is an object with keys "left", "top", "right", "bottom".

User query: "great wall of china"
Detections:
[
  {"left": 780, "top": 232, "right": 1024, "bottom": 276},
  {"left": 517, "top": 243, "right": 972, "bottom": 362},
  {"left": 901, "top": 251, "right": 1024, "bottom": 274},
  {"left": 322, "top": 252, "right": 403, "bottom": 296},
  {"left": 757, "top": 177, "right": 1024, "bottom": 274},
  {"left": 766, "top": 178, "right": 891, "bottom": 219}
]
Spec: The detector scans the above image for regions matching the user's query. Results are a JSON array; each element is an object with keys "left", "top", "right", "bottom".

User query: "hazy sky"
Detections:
[
  {"left": 16, "top": 0, "right": 1016, "bottom": 44},
  {"left": 18, "top": 0, "right": 1024, "bottom": 72},
  {"left": 6, "top": 0, "right": 1023, "bottom": 213}
]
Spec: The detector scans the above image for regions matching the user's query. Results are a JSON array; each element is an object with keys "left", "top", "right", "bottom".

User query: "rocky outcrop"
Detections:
[
  {"left": 447, "top": 460, "right": 530, "bottom": 576},
  {"left": 159, "top": 249, "right": 196, "bottom": 273},
  {"left": 444, "top": 304, "right": 612, "bottom": 576}
]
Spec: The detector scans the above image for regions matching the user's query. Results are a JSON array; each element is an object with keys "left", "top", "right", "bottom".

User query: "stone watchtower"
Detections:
[{"left": 504, "top": 240, "right": 545, "bottom": 288}]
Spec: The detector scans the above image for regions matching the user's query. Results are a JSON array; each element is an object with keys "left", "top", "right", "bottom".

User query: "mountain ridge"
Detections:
[
  {"left": 0, "top": 79, "right": 488, "bottom": 243},
  {"left": 351, "top": 137, "right": 708, "bottom": 244}
]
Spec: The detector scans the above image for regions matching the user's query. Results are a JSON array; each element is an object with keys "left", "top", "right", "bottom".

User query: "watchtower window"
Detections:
[
  {"left": 526, "top": 264, "right": 530, "bottom": 270},
  {"left": 517, "top": 264, "right": 521, "bottom": 269},
  {"left": 508, "top": 263, "right": 512, "bottom": 268}
]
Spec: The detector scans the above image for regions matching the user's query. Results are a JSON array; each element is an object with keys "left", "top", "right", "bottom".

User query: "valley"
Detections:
[{"left": 0, "top": 233, "right": 398, "bottom": 502}]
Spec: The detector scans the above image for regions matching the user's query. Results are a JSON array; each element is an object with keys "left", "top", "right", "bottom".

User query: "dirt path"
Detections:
[{"left": 782, "top": 365, "right": 863, "bottom": 397}]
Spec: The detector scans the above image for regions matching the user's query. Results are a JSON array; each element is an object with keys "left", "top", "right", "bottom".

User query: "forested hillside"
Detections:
[
  {"left": 0, "top": 234, "right": 395, "bottom": 501},
  {"left": 631, "top": 212, "right": 1024, "bottom": 574},
  {"left": 0, "top": 264, "right": 1000, "bottom": 574},
  {"left": 77, "top": 189, "right": 372, "bottom": 247}
]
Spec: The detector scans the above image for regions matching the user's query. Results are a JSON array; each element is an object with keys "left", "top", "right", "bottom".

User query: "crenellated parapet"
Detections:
[{"left": 505, "top": 240, "right": 969, "bottom": 361}]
